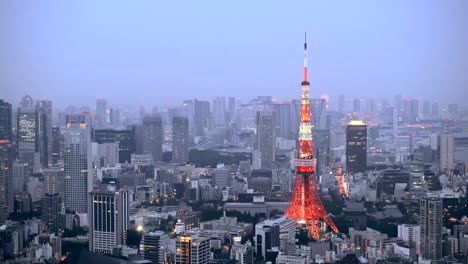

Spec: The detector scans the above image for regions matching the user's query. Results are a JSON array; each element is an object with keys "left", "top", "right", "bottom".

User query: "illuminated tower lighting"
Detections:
[{"left": 285, "top": 33, "right": 339, "bottom": 240}]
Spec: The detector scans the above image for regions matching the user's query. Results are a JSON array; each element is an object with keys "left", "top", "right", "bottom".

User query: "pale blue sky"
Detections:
[{"left": 1, "top": 0, "right": 466, "bottom": 108}]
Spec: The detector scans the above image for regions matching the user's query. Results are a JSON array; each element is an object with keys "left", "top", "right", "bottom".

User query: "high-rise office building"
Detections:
[
  {"left": 109, "top": 108, "right": 120, "bottom": 128},
  {"left": 182, "top": 99, "right": 195, "bottom": 139},
  {"left": 346, "top": 120, "right": 367, "bottom": 174},
  {"left": 175, "top": 235, "right": 210, "bottom": 264},
  {"left": 64, "top": 114, "right": 92, "bottom": 213},
  {"left": 314, "top": 129, "right": 330, "bottom": 175},
  {"left": 0, "top": 99, "right": 13, "bottom": 224},
  {"left": 194, "top": 99, "right": 211, "bottom": 137},
  {"left": 94, "top": 128, "right": 136, "bottom": 163},
  {"left": 140, "top": 231, "right": 169, "bottom": 263},
  {"left": 52, "top": 127, "right": 64, "bottom": 165},
  {"left": 0, "top": 140, "right": 12, "bottom": 224},
  {"left": 439, "top": 133, "right": 454, "bottom": 171},
  {"left": 353, "top": 98, "right": 361, "bottom": 113},
  {"left": 172, "top": 117, "right": 189, "bottom": 163},
  {"left": 448, "top": 104, "right": 459, "bottom": 120},
  {"left": 41, "top": 193, "right": 61, "bottom": 233},
  {"left": 43, "top": 165, "right": 64, "bottom": 198},
  {"left": 36, "top": 100, "right": 53, "bottom": 167},
  {"left": 402, "top": 99, "right": 419, "bottom": 123},
  {"left": 338, "top": 95, "right": 344, "bottom": 113},
  {"left": 17, "top": 95, "right": 37, "bottom": 167},
  {"left": 274, "top": 103, "right": 291, "bottom": 139},
  {"left": 142, "top": 116, "right": 163, "bottom": 163},
  {"left": 213, "top": 96, "right": 226, "bottom": 127},
  {"left": 95, "top": 98, "right": 107, "bottom": 128},
  {"left": 431, "top": 102, "right": 439, "bottom": 119},
  {"left": 228, "top": 96, "right": 236, "bottom": 123},
  {"left": 88, "top": 188, "right": 129, "bottom": 253},
  {"left": 422, "top": 100, "right": 431, "bottom": 120},
  {"left": 256, "top": 111, "right": 275, "bottom": 169},
  {"left": 420, "top": 197, "right": 442, "bottom": 261},
  {"left": 0, "top": 100, "right": 12, "bottom": 141},
  {"left": 12, "top": 162, "right": 27, "bottom": 194}
]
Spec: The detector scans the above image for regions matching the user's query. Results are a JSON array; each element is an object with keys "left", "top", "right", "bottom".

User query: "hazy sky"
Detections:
[{"left": 1, "top": 0, "right": 467, "bottom": 109}]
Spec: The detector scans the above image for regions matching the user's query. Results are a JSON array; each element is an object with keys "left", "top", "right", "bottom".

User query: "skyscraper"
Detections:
[
  {"left": 256, "top": 111, "right": 275, "bottom": 169},
  {"left": 64, "top": 114, "right": 92, "bottom": 213},
  {"left": 213, "top": 96, "right": 226, "bottom": 127},
  {"left": 274, "top": 103, "right": 291, "bottom": 139},
  {"left": 338, "top": 95, "right": 344, "bottom": 113},
  {"left": 194, "top": 99, "right": 211, "bottom": 137},
  {"left": 420, "top": 197, "right": 442, "bottom": 261},
  {"left": 353, "top": 98, "right": 361, "bottom": 113},
  {"left": 439, "top": 133, "right": 454, "bottom": 171},
  {"left": 175, "top": 235, "right": 210, "bottom": 264},
  {"left": 41, "top": 193, "right": 61, "bottom": 233},
  {"left": 0, "top": 99, "right": 13, "bottom": 224},
  {"left": 88, "top": 188, "right": 129, "bottom": 253},
  {"left": 43, "top": 165, "right": 64, "bottom": 198},
  {"left": 0, "top": 139, "right": 12, "bottom": 224},
  {"left": 36, "top": 100, "right": 53, "bottom": 167},
  {"left": 172, "top": 117, "right": 189, "bottom": 163},
  {"left": 346, "top": 120, "right": 367, "bottom": 174},
  {"left": 228, "top": 96, "right": 236, "bottom": 123},
  {"left": 142, "top": 116, "right": 163, "bottom": 162},
  {"left": 94, "top": 128, "right": 136, "bottom": 163},
  {"left": 95, "top": 98, "right": 107, "bottom": 128},
  {"left": 17, "top": 95, "right": 36, "bottom": 167},
  {"left": 0, "top": 100, "right": 12, "bottom": 141},
  {"left": 52, "top": 126, "right": 64, "bottom": 165},
  {"left": 402, "top": 99, "right": 419, "bottom": 123},
  {"left": 314, "top": 129, "right": 330, "bottom": 176}
]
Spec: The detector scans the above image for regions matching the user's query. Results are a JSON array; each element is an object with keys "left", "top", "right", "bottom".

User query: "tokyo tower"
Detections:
[{"left": 285, "top": 33, "right": 339, "bottom": 240}]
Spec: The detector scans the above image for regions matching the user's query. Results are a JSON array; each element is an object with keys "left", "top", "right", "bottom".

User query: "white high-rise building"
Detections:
[
  {"left": 439, "top": 134, "right": 454, "bottom": 171},
  {"left": 398, "top": 224, "right": 421, "bottom": 252},
  {"left": 64, "top": 114, "right": 92, "bottom": 213},
  {"left": 88, "top": 188, "right": 129, "bottom": 254}
]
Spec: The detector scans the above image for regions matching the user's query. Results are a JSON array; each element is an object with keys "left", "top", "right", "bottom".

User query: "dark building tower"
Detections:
[
  {"left": 41, "top": 193, "right": 61, "bottom": 233},
  {"left": 51, "top": 126, "right": 64, "bottom": 165},
  {"left": 256, "top": 111, "right": 275, "bottom": 169},
  {"left": 36, "top": 100, "right": 53, "bottom": 167},
  {"left": 0, "top": 100, "right": 13, "bottom": 224},
  {"left": 194, "top": 99, "right": 211, "bottom": 137},
  {"left": 314, "top": 129, "right": 330, "bottom": 176},
  {"left": 346, "top": 120, "right": 367, "bottom": 174},
  {"left": 0, "top": 100, "right": 12, "bottom": 141},
  {"left": 140, "top": 231, "right": 169, "bottom": 263},
  {"left": 142, "top": 116, "right": 163, "bottom": 162},
  {"left": 420, "top": 197, "right": 442, "bottom": 261},
  {"left": 94, "top": 129, "right": 136, "bottom": 163},
  {"left": 172, "top": 117, "right": 189, "bottom": 163},
  {"left": 0, "top": 141, "right": 13, "bottom": 223}
]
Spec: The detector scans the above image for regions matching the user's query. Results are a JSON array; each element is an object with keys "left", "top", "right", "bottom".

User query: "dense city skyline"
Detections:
[
  {"left": 1, "top": 1, "right": 467, "bottom": 108},
  {"left": 1, "top": 2, "right": 467, "bottom": 264}
]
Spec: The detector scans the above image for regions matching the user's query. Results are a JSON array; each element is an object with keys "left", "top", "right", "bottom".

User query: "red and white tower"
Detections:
[{"left": 285, "top": 33, "right": 339, "bottom": 240}]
